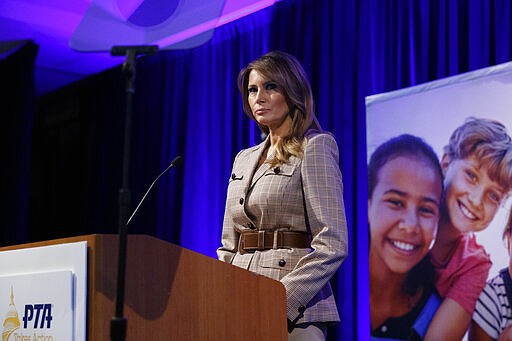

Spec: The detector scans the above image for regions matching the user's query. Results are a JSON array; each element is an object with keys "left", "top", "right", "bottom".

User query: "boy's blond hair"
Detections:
[{"left": 444, "top": 117, "right": 512, "bottom": 194}]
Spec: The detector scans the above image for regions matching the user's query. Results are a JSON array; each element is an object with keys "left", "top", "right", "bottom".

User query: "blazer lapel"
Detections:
[
  {"left": 251, "top": 160, "right": 271, "bottom": 188},
  {"left": 249, "top": 138, "right": 271, "bottom": 190}
]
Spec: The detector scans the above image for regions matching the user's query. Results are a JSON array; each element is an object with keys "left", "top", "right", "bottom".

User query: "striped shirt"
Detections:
[{"left": 472, "top": 268, "right": 512, "bottom": 339}]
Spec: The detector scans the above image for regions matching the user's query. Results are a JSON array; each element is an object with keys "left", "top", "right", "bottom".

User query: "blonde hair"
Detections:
[
  {"left": 444, "top": 117, "right": 512, "bottom": 193},
  {"left": 238, "top": 51, "right": 321, "bottom": 166}
]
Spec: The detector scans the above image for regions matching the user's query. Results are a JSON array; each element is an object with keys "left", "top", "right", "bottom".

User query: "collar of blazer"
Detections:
[
  {"left": 249, "top": 138, "right": 272, "bottom": 189},
  {"left": 248, "top": 138, "right": 300, "bottom": 190}
]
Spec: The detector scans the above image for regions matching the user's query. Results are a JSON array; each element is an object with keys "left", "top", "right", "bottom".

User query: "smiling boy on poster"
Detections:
[{"left": 425, "top": 117, "right": 512, "bottom": 340}]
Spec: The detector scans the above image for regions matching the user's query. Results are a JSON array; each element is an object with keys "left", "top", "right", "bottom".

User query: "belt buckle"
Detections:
[
  {"left": 273, "top": 230, "right": 279, "bottom": 249},
  {"left": 238, "top": 233, "right": 246, "bottom": 255},
  {"left": 257, "top": 230, "right": 265, "bottom": 250}
]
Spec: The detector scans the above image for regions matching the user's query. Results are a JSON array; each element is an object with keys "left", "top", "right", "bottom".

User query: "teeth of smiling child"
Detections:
[
  {"left": 460, "top": 203, "right": 476, "bottom": 220},
  {"left": 392, "top": 240, "right": 414, "bottom": 251}
]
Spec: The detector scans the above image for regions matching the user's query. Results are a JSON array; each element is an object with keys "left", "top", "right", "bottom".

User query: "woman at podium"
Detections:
[{"left": 217, "top": 51, "right": 348, "bottom": 341}]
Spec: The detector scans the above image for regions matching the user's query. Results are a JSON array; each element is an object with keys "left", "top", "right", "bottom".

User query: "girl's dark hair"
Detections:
[
  {"left": 368, "top": 134, "right": 443, "bottom": 198},
  {"left": 368, "top": 134, "right": 443, "bottom": 294},
  {"left": 503, "top": 210, "right": 512, "bottom": 241},
  {"left": 405, "top": 254, "right": 436, "bottom": 296}
]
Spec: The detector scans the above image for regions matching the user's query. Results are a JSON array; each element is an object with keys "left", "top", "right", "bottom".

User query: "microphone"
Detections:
[{"left": 126, "top": 156, "right": 183, "bottom": 226}]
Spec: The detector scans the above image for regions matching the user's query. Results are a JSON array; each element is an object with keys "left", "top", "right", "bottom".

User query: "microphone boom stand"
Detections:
[{"left": 110, "top": 45, "right": 158, "bottom": 341}]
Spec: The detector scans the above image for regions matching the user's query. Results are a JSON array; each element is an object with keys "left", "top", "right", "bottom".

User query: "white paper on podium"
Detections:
[
  {"left": 0, "top": 241, "right": 87, "bottom": 341},
  {"left": 0, "top": 270, "right": 74, "bottom": 340}
]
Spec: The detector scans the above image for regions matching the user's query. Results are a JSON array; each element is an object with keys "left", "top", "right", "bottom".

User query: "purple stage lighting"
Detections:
[{"left": 70, "top": 0, "right": 226, "bottom": 51}]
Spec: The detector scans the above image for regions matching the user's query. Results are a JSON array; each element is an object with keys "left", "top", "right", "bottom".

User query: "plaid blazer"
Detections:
[{"left": 217, "top": 130, "right": 348, "bottom": 324}]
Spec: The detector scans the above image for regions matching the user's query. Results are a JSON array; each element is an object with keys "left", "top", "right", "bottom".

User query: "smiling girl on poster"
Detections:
[{"left": 370, "top": 134, "right": 444, "bottom": 340}]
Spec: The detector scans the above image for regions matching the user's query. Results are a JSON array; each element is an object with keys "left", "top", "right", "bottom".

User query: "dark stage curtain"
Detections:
[
  {"left": 0, "top": 40, "right": 38, "bottom": 246},
  {"left": 25, "top": 0, "right": 512, "bottom": 340}
]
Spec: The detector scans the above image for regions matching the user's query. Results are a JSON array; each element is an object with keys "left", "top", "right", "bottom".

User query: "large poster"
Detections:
[{"left": 367, "top": 62, "right": 512, "bottom": 340}]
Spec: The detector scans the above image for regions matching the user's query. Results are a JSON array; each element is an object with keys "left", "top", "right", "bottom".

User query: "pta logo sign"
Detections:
[
  {"left": 1, "top": 270, "right": 76, "bottom": 340},
  {"left": 22, "top": 304, "right": 53, "bottom": 328}
]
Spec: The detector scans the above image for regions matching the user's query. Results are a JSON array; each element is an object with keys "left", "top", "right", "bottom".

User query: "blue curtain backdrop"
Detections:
[
  {"left": 124, "top": 0, "right": 512, "bottom": 339},
  {"left": 12, "top": 1, "right": 512, "bottom": 340}
]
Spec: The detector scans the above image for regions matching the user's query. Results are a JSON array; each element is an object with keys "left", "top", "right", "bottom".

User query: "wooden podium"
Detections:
[{"left": 0, "top": 234, "right": 287, "bottom": 340}]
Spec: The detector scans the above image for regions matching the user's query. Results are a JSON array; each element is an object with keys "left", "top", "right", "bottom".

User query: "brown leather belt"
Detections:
[{"left": 238, "top": 230, "right": 311, "bottom": 254}]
